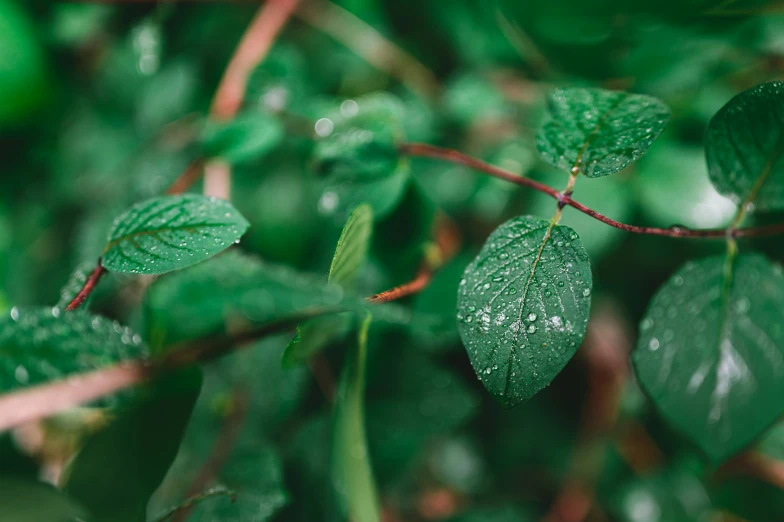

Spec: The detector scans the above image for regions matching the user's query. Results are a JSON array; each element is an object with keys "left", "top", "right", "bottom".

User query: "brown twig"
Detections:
[
  {"left": 166, "top": 159, "right": 206, "bottom": 195},
  {"left": 399, "top": 143, "right": 784, "bottom": 240},
  {"left": 64, "top": 262, "right": 108, "bottom": 311},
  {"left": 717, "top": 451, "right": 784, "bottom": 490}
]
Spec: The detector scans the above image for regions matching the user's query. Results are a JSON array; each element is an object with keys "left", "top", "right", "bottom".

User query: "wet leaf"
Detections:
[
  {"left": 202, "top": 112, "right": 283, "bottom": 165},
  {"left": 102, "top": 194, "right": 250, "bottom": 275},
  {"left": 0, "top": 478, "right": 89, "bottom": 522},
  {"left": 332, "top": 314, "right": 381, "bottom": 522},
  {"left": 283, "top": 204, "right": 373, "bottom": 366},
  {"left": 64, "top": 370, "right": 202, "bottom": 522},
  {"left": 706, "top": 81, "right": 784, "bottom": 211},
  {"left": 633, "top": 254, "right": 784, "bottom": 462},
  {"left": 536, "top": 87, "right": 670, "bottom": 177},
  {"left": 0, "top": 307, "right": 146, "bottom": 400},
  {"left": 457, "top": 215, "right": 592, "bottom": 407}
]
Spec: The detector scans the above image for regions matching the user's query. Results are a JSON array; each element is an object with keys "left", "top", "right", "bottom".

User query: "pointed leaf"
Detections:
[
  {"left": 64, "top": 370, "right": 202, "bottom": 522},
  {"left": 102, "top": 194, "right": 249, "bottom": 275},
  {"left": 0, "top": 307, "right": 146, "bottom": 400},
  {"left": 457, "top": 215, "right": 592, "bottom": 407},
  {"left": 706, "top": 81, "right": 784, "bottom": 211},
  {"left": 536, "top": 87, "right": 670, "bottom": 177},
  {"left": 632, "top": 254, "right": 784, "bottom": 462},
  {"left": 283, "top": 204, "right": 373, "bottom": 366},
  {"left": 332, "top": 314, "right": 381, "bottom": 522}
]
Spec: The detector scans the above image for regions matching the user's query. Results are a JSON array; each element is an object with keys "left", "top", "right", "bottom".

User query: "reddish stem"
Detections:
[
  {"left": 65, "top": 262, "right": 108, "bottom": 311},
  {"left": 399, "top": 143, "right": 784, "bottom": 240}
]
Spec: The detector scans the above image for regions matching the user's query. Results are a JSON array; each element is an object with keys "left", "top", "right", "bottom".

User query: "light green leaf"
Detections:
[
  {"left": 64, "top": 370, "right": 202, "bottom": 522},
  {"left": 314, "top": 92, "right": 410, "bottom": 220},
  {"left": 332, "top": 314, "right": 380, "bottom": 522},
  {"left": 144, "top": 250, "right": 362, "bottom": 348},
  {"left": 0, "top": 478, "right": 89, "bottom": 522},
  {"left": 632, "top": 254, "right": 784, "bottom": 463},
  {"left": 202, "top": 112, "right": 284, "bottom": 165},
  {"left": 283, "top": 204, "right": 373, "bottom": 366},
  {"left": 706, "top": 81, "right": 784, "bottom": 211},
  {"left": 536, "top": 87, "right": 670, "bottom": 177},
  {"left": 102, "top": 194, "right": 250, "bottom": 275},
  {"left": 0, "top": 307, "right": 146, "bottom": 400},
  {"left": 457, "top": 215, "right": 592, "bottom": 407}
]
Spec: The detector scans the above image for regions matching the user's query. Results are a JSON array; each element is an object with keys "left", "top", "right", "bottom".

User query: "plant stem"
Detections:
[
  {"left": 64, "top": 262, "right": 108, "bottom": 311},
  {"left": 399, "top": 143, "right": 784, "bottom": 240}
]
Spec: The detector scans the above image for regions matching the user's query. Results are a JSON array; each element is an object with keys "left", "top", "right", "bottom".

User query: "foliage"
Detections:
[{"left": 3, "top": 1, "right": 784, "bottom": 521}]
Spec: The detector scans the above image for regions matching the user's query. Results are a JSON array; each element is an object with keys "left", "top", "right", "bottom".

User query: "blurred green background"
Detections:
[{"left": 3, "top": 0, "right": 784, "bottom": 521}]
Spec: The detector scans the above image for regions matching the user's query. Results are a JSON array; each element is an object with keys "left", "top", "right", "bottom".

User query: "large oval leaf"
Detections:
[
  {"left": 536, "top": 87, "right": 670, "bottom": 178},
  {"left": 632, "top": 254, "right": 784, "bottom": 463},
  {"left": 0, "top": 307, "right": 147, "bottom": 400},
  {"left": 457, "top": 215, "right": 592, "bottom": 407},
  {"left": 102, "top": 194, "right": 249, "bottom": 275},
  {"left": 706, "top": 81, "right": 784, "bottom": 211}
]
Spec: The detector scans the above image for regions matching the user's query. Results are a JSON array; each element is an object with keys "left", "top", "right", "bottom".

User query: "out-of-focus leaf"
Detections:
[
  {"left": 0, "top": 478, "right": 89, "bottom": 522},
  {"left": 332, "top": 314, "right": 380, "bottom": 522},
  {"left": 633, "top": 254, "right": 784, "bottom": 462},
  {"left": 443, "top": 72, "right": 509, "bottom": 125},
  {"left": 56, "top": 261, "right": 97, "bottom": 310},
  {"left": 136, "top": 61, "right": 199, "bottom": 133},
  {"left": 536, "top": 87, "right": 669, "bottom": 178},
  {"left": 102, "top": 195, "right": 250, "bottom": 275},
  {"left": 64, "top": 369, "right": 202, "bottom": 522},
  {"left": 447, "top": 504, "right": 533, "bottom": 522},
  {"left": 284, "top": 204, "right": 373, "bottom": 366},
  {"left": 0, "top": 307, "right": 146, "bottom": 399},
  {"left": 202, "top": 112, "right": 284, "bottom": 165},
  {"left": 706, "top": 81, "right": 784, "bottom": 211},
  {"left": 457, "top": 215, "right": 592, "bottom": 407}
]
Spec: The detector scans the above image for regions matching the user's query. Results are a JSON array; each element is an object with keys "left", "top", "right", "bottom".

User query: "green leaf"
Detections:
[
  {"left": 706, "top": 81, "right": 784, "bottom": 211},
  {"left": 0, "top": 478, "right": 89, "bottom": 522},
  {"left": 64, "top": 370, "right": 202, "bottom": 522},
  {"left": 632, "top": 254, "right": 784, "bottom": 463},
  {"left": 447, "top": 505, "right": 534, "bottom": 522},
  {"left": 202, "top": 112, "right": 284, "bottom": 165},
  {"left": 457, "top": 215, "right": 592, "bottom": 407},
  {"left": 314, "top": 92, "right": 410, "bottom": 220},
  {"left": 102, "top": 194, "right": 250, "bottom": 275},
  {"left": 332, "top": 314, "right": 381, "bottom": 522},
  {"left": 144, "top": 250, "right": 362, "bottom": 347},
  {"left": 283, "top": 204, "right": 373, "bottom": 366},
  {"left": 0, "top": 307, "right": 146, "bottom": 400},
  {"left": 536, "top": 87, "right": 670, "bottom": 177}
]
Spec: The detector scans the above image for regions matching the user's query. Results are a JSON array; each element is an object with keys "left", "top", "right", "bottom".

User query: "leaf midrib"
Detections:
[{"left": 104, "top": 223, "right": 234, "bottom": 253}]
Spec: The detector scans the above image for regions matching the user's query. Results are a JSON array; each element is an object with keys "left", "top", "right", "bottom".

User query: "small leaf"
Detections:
[
  {"left": 632, "top": 254, "right": 784, "bottom": 462},
  {"left": 314, "top": 92, "right": 410, "bottom": 220},
  {"left": 536, "top": 87, "right": 670, "bottom": 177},
  {"left": 0, "top": 478, "right": 89, "bottom": 522},
  {"left": 332, "top": 314, "right": 381, "bottom": 522},
  {"left": 202, "top": 112, "right": 283, "bottom": 165},
  {"left": 457, "top": 215, "right": 592, "bottom": 407},
  {"left": 102, "top": 194, "right": 250, "bottom": 275},
  {"left": 0, "top": 307, "right": 146, "bottom": 401},
  {"left": 283, "top": 204, "right": 373, "bottom": 366},
  {"left": 64, "top": 370, "right": 202, "bottom": 522},
  {"left": 706, "top": 81, "right": 784, "bottom": 211}
]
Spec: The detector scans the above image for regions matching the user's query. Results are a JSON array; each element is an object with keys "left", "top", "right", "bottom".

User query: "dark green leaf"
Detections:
[
  {"left": 447, "top": 505, "right": 533, "bottom": 522},
  {"left": 536, "top": 87, "right": 670, "bottom": 178},
  {"left": 457, "top": 215, "right": 592, "bottom": 407},
  {"left": 64, "top": 370, "right": 202, "bottom": 522},
  {"left": 0, "top": 307, "right": 146, "bottom": 400},
  {"left": 283, "top": 204, "right": 373, "bottom": 366},
  {"left": 102, "top": 194, "right": 250, "bottom": 275},
  {"left": 0, "top": 478, "right": 89, "bottom": 522},
  {"left": 332, "top": 314, "right": 381, "bottom": 522},
  {"left": 633, "top": 254, "right": 784, "bottom": 462},
  {"left": 706, "top": 81, "right": 784, "bottom": 211},
  {"left": 202, "top": 112, "right": 283, "bottom": 165}
]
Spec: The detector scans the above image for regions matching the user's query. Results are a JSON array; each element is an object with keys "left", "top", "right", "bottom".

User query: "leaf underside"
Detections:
[
  {"left": 457, "top": 215, "right": 592, "bottom": 407},
  {"left": 536, "top": 87, "right": 670, "bottom": 178},
  {"left": 633, "top": 254, "right": 784, "bottom": 463}
]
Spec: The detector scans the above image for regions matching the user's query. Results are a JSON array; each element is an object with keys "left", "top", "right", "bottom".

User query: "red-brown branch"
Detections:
[
  {"left": 399, "top": 143, "right": 784, "bottom": 240},
  {"left": 367, "top": 265, "right": 432, "bottom": 304},
  {"left": 65, "top": 261, "right": 108, "bottom": 311}
]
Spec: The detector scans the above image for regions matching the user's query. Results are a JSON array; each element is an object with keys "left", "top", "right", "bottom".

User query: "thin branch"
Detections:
[
  {"left": 64, "top": 261, "right": 108, "bottom": 311},
  {"left": 295, "top": 0, "right": 440, "bottom": 100},
  {"left": 166, "top": 159, "right": 205, "bottom": 195},
  {"left": 399, "top": 143, "right": 784, "bottom": 240},
  {"left": 367, "top": 265, "right": 432, "bottom": 304},
  {"left": 717, "top": 451, "right": 784, "bottom": 490},
  {"left": 153, "top": 487, "right": 237, "bottom": 522}
]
